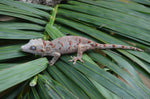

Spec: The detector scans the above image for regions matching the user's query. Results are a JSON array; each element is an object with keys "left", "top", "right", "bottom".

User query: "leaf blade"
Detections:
[{"left": 0, "top": 58, "right": 48, "bottom": 92}]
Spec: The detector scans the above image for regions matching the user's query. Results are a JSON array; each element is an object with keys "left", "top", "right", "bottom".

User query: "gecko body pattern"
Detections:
[{"left": 21, "top": 36, "right": 143, "bottom": 65}]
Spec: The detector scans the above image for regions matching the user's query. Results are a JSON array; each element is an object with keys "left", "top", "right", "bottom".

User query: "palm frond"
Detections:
[
  {"left": 0, "top": 58, "right": 48, "bottom": 92},
  {"left": 0, "top": 0, "right": 150, "bottom": 98}
]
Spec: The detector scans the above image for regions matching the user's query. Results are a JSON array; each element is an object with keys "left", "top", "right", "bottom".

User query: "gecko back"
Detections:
[{"left": 50, "top": 36, "right": 94, "bottom": 54}]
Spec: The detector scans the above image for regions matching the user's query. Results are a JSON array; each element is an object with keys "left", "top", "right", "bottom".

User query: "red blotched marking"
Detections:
[
  {"left": 74, "top": 45, "right": 76, "bottom": 48},
  {"left": 77, "top": 38, "right": 81, "bottom": 45},
  {"left": 136, "top": 48, "right": 139, "bottom": 51},
  {"left": 103, "top": 44, "right": 106, "bottom": 47},
  {"left": 59, "top": 47, "right": 61, "bottom": 50},
  {"left": 112, "top": 45, "right": 116, "bottom": 48},
  {"left": 42, "top": 40, "right": 46, "bottom": 46},
  {"left": 69, "top": 41, "right": 72, "bottom": 46},
  {"left": 52, "top": 45, "right": 56, "bottom": 48},
  {"left": 130, "top": 47, "right": 133, "bottom": 49},
  {"left": 79, "top": 38, "right": 81, "bottom": 43},
  {"left": 40, "top": 49, "right": 45, "bottom": 52},
  {"left": 68, "top": 46, "right": 71, "bottom": 50},
  {"left": 90, "top": 43, "right": 97, "bottom": 47},
  {"left": 49, "top": 42, "right": 53, "bottom": 46},
  {"left": 88, "top": 40, "right": 91, "bottom": 43},
  {"left": 95, "top": 43, "right": 98, "bottom": 46},
  {"left": 58, "top": 41, "right": 64, "bottom": 47},
  {"left": 49, "top": 42, "right": 55, "bottom": 48},
  {"left": 122, "top": 46, "right": 125, "bottom": 48}
]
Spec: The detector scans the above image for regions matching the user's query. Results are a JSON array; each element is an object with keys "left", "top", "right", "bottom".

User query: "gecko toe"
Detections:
[
  {"left": 79, "top": 59, "right": 84, "bottom": 63},
  {"left": 69, "top": 56, "right": 84, "bottom": 64},
  {"left": 68, "top": 59, "right": 73, "bottom": 62},
  {"left": 73, "top": 61, "right": 77, "bottom": 64}
]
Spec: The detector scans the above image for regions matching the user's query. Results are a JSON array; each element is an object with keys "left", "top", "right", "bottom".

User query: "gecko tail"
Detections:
[{"left": 96, "top": 44, "right": 144, "bottom": 52}]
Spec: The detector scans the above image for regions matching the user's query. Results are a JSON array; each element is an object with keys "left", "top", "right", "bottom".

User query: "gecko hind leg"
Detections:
[{"left": 69, "top": 44, "right": 92, "bottom": 64}]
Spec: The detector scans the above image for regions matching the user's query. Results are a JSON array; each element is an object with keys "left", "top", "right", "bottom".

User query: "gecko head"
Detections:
[{"left": 21, "top": 39, "right": 45, "bottom": 55}]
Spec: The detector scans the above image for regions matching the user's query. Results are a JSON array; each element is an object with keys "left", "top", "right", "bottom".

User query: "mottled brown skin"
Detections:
[{"left": 21, "top": 36, "right": 143, "bottom": 65}]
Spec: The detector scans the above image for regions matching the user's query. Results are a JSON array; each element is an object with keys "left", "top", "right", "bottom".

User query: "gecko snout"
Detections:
[{"left": 21, "top": 46, "right": 25, "bottom": 51}]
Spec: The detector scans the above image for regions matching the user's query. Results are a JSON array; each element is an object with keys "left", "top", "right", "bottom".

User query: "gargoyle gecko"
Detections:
[{"left": 21, "top": 36, "right": 143, "bottom": 65}]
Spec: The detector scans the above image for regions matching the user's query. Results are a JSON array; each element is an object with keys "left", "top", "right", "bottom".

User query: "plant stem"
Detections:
[{"left": 44, "top": 5, "right": 59, "bottom": 40}]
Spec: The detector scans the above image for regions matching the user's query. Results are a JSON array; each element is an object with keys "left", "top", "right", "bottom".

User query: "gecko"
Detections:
[{"left": 21, "top": 36, "right": 143, "bottom": 65}]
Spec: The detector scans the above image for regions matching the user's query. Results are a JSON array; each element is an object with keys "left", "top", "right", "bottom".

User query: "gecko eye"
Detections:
[{"left": 30, "top": 46, "right": 36, "bottom": 50}]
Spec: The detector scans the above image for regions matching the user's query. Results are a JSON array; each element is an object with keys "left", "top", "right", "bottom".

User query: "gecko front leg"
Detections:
[
  {"left": 69, "top": 44, "right": 92, "bottom": 64},
  {"left": 49, "top": 52, "right": 61, "bottom": 66}
]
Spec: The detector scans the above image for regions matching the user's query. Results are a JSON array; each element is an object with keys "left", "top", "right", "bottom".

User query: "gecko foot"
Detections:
[{"left": 69, "top": 56, "right": 84, "bottom": 64}]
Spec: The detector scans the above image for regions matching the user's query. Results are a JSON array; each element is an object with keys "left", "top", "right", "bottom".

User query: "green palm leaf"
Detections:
[{"left": 0, "top": 0, "right": 150, "bottom": 98}]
